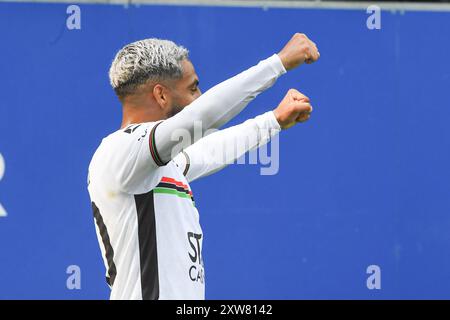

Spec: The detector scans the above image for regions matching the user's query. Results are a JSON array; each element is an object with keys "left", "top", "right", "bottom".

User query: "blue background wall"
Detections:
[{"left": 0, "top": 2, "right": 449, "bottom": 299}]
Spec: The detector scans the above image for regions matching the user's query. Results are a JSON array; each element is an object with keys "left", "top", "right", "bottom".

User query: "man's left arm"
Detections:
[
  {"left": 174, "top": 88, "right": 313, "bottom": 183},
  {"left": 173, "top": 111, "right": 280, "bottom": 183}
]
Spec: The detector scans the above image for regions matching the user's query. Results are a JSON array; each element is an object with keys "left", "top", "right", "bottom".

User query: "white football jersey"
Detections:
[
  {"left": 88, "top": 122, "right": 205, "bottom": 300},
  {"left": 87, "top": 53, "right": 285, "bottom": 300}
]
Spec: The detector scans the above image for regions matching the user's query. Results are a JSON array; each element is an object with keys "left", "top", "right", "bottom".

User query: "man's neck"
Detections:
[{"left": 120, "top": 102, "right": 165, "bottom": 129}]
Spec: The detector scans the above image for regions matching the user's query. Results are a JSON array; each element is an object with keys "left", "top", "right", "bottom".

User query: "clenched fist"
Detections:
[
  {"left": 277, "top": 33, "right": 320, "bottom": 70},
  {"left": 273, "top": 89, "right": 313, "bottom": 129}
]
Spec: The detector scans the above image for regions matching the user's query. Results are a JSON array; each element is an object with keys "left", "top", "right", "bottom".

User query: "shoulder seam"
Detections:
[{"left": 149, "top": 121, "right": 168, "bottom": 167}]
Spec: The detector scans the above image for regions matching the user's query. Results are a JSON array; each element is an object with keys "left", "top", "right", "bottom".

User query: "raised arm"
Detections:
[
  {"left": 150, "top": 33, "right": 320, "bottom": 166},
  {"left": 173, "top": 111, "right": 281, "bottom": 183},
  {"left": 173, "top": 88, "right": 315, "bottom": 182}
]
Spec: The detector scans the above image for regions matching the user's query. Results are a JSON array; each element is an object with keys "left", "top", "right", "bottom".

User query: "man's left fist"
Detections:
[{"left": 273, "top": 89, "right": 313, "bottom": 130}]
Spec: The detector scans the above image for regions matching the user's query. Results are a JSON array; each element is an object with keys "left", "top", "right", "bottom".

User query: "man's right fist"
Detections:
[
  {"left": 273, "top": 89, "right": 313, "bottom": 130},
  {"left": 277, "top": 33, "right": 320, "bottom": 70}
]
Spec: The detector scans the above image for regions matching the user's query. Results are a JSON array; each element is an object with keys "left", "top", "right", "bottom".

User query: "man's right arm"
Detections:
[
  {"left": 150, "top": 33, "right": 320, "bottom": 166},
  {"left": 149, "top": 53, "right": 285, "bottom": 166}
]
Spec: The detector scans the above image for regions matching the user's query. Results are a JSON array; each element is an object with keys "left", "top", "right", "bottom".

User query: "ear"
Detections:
[{"left": 152, "top": 84, "right": 172, "bottom": 111}]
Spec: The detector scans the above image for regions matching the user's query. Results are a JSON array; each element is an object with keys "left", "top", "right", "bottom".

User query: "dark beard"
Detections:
[{"left": 167, "top": 103, "right": 184, "bottom": 118}]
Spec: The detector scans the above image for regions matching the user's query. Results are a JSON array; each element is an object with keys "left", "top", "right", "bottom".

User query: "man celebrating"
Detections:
[{"left": 88, "top": 33, "right": 319, "bottom": 300}]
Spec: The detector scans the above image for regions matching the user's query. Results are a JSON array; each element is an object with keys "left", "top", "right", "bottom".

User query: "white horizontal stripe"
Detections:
[{"left": 2, "top": 0, "right": 450, "bottom": 12}]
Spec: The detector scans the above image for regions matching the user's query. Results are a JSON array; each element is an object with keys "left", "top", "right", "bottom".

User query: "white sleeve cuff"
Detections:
[
  {"left": 268, "top": 54, "right": 287, "bottom": 77},
  {"left": 254, "top": 110, "right": 282, "bottom": 132}
]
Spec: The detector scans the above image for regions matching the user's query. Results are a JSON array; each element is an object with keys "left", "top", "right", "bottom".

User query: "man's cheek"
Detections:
[{"left": 182, "top": 97, "right": 197, "bottom": 107}]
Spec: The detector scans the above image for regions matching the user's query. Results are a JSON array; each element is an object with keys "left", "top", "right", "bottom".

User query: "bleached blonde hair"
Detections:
[{"left": 109, "top": 38, "right": 189, "bottom": 98}]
